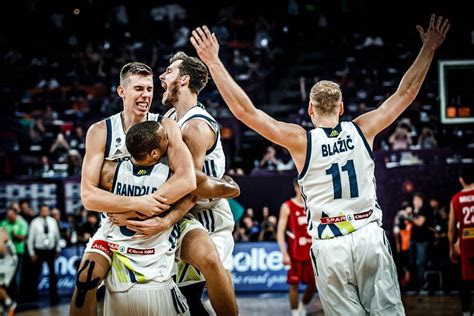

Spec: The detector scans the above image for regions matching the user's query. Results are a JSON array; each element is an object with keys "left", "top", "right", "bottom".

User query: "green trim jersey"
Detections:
[
  {"left": 298, "top": 121, "right": 382, "bottom": 240},
  {"left": 165, "top": 104, "right": 226, "bottom": 207},
  {"left": 103, "top": 159, "right": 179, "bottom": 292}
]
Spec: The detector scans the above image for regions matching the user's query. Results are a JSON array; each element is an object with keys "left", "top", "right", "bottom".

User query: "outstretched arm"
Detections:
[
  {"left": 81, "top": 122, "right": 168, "bottom": 217},
  {"left": 190, "top": 26, "right": 308, "bottom": 173},
  {"left": 193, "top": 173, "right": 240, "bottom": 199},
  {"left": 354, "top": 14, "right": 450, "bottom": 145}
]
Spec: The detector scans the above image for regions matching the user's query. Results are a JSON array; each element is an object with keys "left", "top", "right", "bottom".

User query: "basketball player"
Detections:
[
  {"left": 276, "top": 179, "right": 316, "bottom": 316},
  {"left": 191, "top": 14, "right": 449, "bottom": 315},
  {"left": 71, "top": 62, "right": 196, "bottom": 316},
  {"left": 159, "top": 51, "right": 237, "bottom": 316},
  {"left": 448, "top": 166, "right": 474, "bottom": 316},
  {"left": 97, "top": 121, "right": 239, "bottom": 316}
]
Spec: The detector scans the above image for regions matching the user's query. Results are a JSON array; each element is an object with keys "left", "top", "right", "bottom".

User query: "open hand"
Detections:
[
  {"left": 190, "top": 26, "right": 220, "bottom": 65},
  {"left": 416, "top": 14, "right": 450, "bottom": 51}
]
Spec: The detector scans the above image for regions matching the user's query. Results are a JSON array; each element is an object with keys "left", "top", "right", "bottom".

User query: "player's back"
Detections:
[
  {"left": 298, "top": 121, "right": 382, "bottom": 240},
  {"left": 452, "top": 188, "right": 474, "bottom": 257},
  {"left": 103, "top": 159, "right": 179, "bottom": 292}
]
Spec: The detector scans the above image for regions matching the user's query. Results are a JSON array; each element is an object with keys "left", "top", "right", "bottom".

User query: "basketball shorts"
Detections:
[
  {"left": 287, "top": 259, "right": 316, "bottom": 287},
  {"left": 84, "top": 225, "right": 113, "bottom": 263},
  {"left": 461, "top": 256, "right": 474, "bottom": 281},
  {"left": 104, "top": 278, "right": 189, "bottom": 316},
  {"left": 175, "top": 199, "right": 235, "bottom": 287},
  {"left": 310, "top": 222, "right": 405, "bottom": 316}
]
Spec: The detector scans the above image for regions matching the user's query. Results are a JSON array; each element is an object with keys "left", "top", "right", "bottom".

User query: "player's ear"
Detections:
[
  {"left": 180, "top": 74, "right": 190, "bottom": 86},
  {"left": 338, "top": 101, "right": 344, "bottom": 116},
  {"left": 307, "top": 102, "right": 314, "bottom": 117},
  {"left": 117, "top": 85, "right": 125, "bottom": 98}
]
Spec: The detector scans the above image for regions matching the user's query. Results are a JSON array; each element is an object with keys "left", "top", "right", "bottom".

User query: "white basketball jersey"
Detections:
[
  {"left": 298, "top": 121, "right": 382, "bottom": 240},
  {"left": 165, "top": 104, "right": 226, "bottom": 207},
  {"left": 104, "top": 112, "right": 163, "bottom": 160},
  {"left": 103, "top": 160, "right": 179, "bottom": 292}
]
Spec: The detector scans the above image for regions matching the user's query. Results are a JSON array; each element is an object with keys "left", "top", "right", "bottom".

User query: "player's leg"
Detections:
[
  {"left": 179, "top": 281, "right": 208, "bottom": 315},
  {"left": 355, "top": 223, "right": 405, "bottom": 315},
  {"left": 287, "top": 260, "right": 301, "bottom": 312},
  {"left": 180, "top": 228, "right": 237, "bottom": 316},
  {"left": 310, "top": 237, "right": 366, "bottom": 315},
  {"left": 70, "top": 230, "right": 112, "bottom": 316},
  {"left": 459, "top": 257, "right": 474, "bottom": 315},
  {"left": 301, "top": 261, "right": 316, "bottom": 306}
]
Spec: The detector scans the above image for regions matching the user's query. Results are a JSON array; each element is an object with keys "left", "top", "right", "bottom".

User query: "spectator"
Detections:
[
  {"left": 49, "top": 133, "right": 70, "bottom": 162},
  {"left": 19, "top": 200, "right": 35, "bottom": 224},
  {"left": 77, "top": 212, "right": 99, "bottom": 244},
  {"left": 27, "top": 204, "right": 61, "bottom": 304},
  {"left": 417, "top": 127, "right": 437, "bottom": 149},
  {"left": 259, "top": 215, "right": 277, "bottom": 241},
  {"left": 389, "top": 126, "right": 412, "bottom": 150},
  {"left": 406, "top": 193, "right": 434, "bottom": 291},
  {"left": 0, "top": 208, "right": 27, "bottom": 299},
  {"left": 240, "top": 216, "right": 260, "bottom": 241},
  {"left": 393, "top": 202, "right": 413, "bottom": 289}
]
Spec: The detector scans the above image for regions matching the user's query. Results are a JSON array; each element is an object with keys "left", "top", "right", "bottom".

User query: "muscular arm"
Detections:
[
  {"left": 354, "top": 14, "right": 450, "bottom": 145},
  {"left": 276, "top": 202, "right": 291, "bottom": 264},
  {"left": 193, "top": 173, "right": 240, "bottom": 199},
  {"left": 190, "top": 26, "right": 308, "bottom": 173},
  {"left": 126, "top": 195, "right": 196, "bottom": 237},
  {"left": 151, "top": 118, "right": 197, "bottom": 204},
  {"left": 81, "top": 122, "right": 159, "bottom": 215}
]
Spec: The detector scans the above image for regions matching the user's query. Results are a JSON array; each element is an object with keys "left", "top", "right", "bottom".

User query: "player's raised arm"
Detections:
[
  {"left": 190, "top": 26, "right": 308, "bottom": 173},
  {"left": 354, "top": 14, "right": 450, "bottom": 144},
  {"left": 81, "top": 122, "right": 167, "bottom": 216}
]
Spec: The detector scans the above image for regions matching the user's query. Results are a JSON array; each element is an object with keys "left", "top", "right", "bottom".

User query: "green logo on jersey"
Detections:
[
  {"left": 137, "top": 169, "right": 147, "bottom": 176},
  {"left": 329, "top": 130, "right": 339, "bottom": 137}
]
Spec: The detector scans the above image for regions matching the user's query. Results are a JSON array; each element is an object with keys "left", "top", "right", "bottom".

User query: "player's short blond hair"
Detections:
[
  {"left": 120, "top": 62, "right": 153, "bottom": 86},
  {"left": 310, "top": 80, "right": 342, "bottom": 115}
]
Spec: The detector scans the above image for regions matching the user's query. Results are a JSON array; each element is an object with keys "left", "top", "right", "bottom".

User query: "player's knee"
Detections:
[
  {"left": 196, "top": 249, "right": 221, "bottom": 274},
  {"left": 76, "top": 258, "right": 107, "bottom": 286}
]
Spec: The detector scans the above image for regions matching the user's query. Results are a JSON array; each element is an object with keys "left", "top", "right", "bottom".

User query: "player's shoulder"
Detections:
[{"left": 87, "top": 120, "right": 107, "bottom": 136}]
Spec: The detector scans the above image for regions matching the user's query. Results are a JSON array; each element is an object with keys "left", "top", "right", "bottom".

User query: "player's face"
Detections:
[
  {"left": 119, "top": 74, "right": 154, "bottom": 117},
  {"left": 160, "top": 60, "right": 183, "bottom": 107}
]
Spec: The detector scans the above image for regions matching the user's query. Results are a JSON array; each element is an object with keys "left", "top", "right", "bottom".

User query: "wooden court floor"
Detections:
[{"left": 15, "top": 292, "right": 468, "bottom": 315}]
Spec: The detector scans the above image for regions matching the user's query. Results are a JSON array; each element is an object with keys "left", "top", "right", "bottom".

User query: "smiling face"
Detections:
[
  {"left": 159, "top": 60, "right": 183, "bottom": 108},
  {"left": 117, "top": 74, "right": 154, "bottom": 118}
]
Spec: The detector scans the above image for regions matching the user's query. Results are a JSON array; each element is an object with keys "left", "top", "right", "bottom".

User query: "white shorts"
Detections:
[
  {"left": 84, "top": 224, "right": 113, "bottom": 263},
  {"left": 175, "top": 199, "right": 235, "bottom": 287},
  {"left": 104, "top": 278, "right": 189, "bottom": 316},
  {"left": 311, "top": 222, "right": 405, "bottom": 316}
]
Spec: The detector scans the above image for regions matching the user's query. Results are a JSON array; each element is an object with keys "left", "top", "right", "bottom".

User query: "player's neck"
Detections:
[
  {"left": 174, "top": 91, "right": 198, "bottom": 120},
  {"left": 121, "top": 110, "right": 147, "bottom": 133},
  {"left": 462, "top": 184, "right": 474, "bottom": 191},
  {"left": 131, "top": 157, "right": 155, "bottom": 167},
  {"left": 314, "top": 115, "right": 339, "bottom": 129}
]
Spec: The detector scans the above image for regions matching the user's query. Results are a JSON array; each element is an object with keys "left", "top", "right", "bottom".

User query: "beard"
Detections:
[{"left": 162, "top": 79, "right": 180, "bottom": 113}]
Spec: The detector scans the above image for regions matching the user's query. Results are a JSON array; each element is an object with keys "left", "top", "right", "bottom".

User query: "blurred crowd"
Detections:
[
  {"left": 0, "top": 200, "right": 99, "bottom": 304},
  {"left": 1, "top": 1, "right": 473, "bottom": 179}
]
